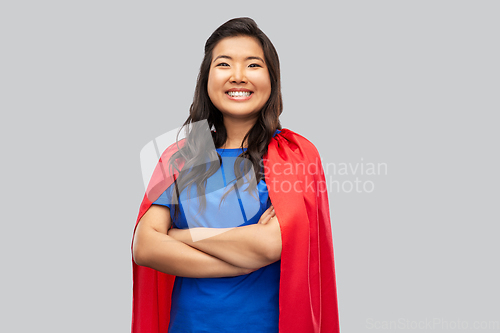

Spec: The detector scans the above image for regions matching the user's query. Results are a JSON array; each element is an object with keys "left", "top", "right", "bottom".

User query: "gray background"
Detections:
[{"left": 1, "top": 1, "right": 498, "bottom": 332}]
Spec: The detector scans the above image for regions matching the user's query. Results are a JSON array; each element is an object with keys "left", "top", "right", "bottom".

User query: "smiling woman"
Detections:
[{"left": 131, "top": 17, "right": 340, "bottom": 333}]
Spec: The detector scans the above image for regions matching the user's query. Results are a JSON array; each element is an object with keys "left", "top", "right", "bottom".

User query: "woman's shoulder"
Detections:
[{"left": 275, "top": 128, "right": 321, "bottom": 157}]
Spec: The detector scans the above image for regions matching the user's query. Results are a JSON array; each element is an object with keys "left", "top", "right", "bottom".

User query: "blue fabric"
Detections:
[{"left": 153, "top": 145, "right": 280, "bottom": 333}]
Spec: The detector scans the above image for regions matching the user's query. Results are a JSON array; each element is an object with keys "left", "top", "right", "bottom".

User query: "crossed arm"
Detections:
[{"left": 132, "top": 204, "right": 282, "bottom": 278}]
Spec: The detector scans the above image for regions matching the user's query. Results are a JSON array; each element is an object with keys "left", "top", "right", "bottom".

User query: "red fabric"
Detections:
[{"left": 131, "top": 129, "right": 340, "bottom": 332}]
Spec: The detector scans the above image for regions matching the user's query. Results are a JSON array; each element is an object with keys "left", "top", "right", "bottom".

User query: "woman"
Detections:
[{"left": 132, "top": 17, "right": 340, "bottom": 333}]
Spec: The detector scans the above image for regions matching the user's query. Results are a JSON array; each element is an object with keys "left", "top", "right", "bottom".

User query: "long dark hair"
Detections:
[{"left": 169, "top": 17, "right": 282, "bottom": 218}]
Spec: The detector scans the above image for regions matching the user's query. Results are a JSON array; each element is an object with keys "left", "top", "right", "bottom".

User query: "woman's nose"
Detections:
[{"left": 230, "top": 65, "right": 246, "bottom": 83}]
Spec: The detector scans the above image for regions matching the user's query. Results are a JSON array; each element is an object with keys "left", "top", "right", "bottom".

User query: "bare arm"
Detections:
[
  {"left": 167, "top": 206, "right": 282, "bottom": 270},
  {"left": 132, "top": 204, "right": 255, "bottom": 278}
]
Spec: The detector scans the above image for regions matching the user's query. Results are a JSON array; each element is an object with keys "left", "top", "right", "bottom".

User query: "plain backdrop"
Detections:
[{"left": 1, "top": 1, "right": 499, "bottom": 332}]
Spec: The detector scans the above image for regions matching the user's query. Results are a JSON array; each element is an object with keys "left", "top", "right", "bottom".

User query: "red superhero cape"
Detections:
[{"left": 131, "top": 128, "right": 340, "bottom": 332}]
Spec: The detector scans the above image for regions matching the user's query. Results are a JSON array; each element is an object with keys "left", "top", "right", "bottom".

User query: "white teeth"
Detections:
[{"left": 227, "top": 91, "right": 251, "bottom": 97}]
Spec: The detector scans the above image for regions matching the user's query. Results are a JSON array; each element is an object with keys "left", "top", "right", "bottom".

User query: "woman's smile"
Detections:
[{"left": 226, "top": 88, "right": 253, "bottom": 100}]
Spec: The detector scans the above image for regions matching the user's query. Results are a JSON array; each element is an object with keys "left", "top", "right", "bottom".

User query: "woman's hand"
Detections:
[
  {"left": 258, "top": 205, "right": 276, "bottom": 225},
  {"left": 257, "top": 205, "right": 281, "bottom": 262}
]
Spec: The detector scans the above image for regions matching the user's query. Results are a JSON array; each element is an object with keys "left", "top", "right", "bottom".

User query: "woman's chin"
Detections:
[{"left": 220, "top": 109, "right": 261, "bottom": 121}]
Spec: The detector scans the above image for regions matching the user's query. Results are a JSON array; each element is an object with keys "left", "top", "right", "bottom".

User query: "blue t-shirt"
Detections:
[{"left": 153, "top": 147, "right": 280, "bottom": 333}]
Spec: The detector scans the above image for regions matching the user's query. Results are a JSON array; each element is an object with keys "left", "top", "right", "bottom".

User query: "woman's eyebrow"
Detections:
[{"left": 213, "top": 55, "right": 265, "bottom": 63}]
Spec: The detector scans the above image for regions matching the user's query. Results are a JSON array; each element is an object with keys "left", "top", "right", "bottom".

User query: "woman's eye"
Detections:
[
  {"left": 248, "top": 63, "right": 262, "bottom": 68},
  {"left": 216, "top": 63, "right": 229, "bottom": 67}
]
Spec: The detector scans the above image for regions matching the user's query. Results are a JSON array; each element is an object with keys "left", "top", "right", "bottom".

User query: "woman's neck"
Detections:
[{"left": 221, "top": 116, "right": 257, "bottom": 149}]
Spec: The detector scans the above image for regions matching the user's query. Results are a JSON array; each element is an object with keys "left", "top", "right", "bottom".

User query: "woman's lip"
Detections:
[
  {"left": 226, "top": 88, "right": 253, "bottom": 92},
  {"left": 225, "top": 92, "right": 253, "bottom": 101}
]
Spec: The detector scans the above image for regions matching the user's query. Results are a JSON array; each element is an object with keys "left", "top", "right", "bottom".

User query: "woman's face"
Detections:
[{"left": 207, "top": 35, "right": 271, "bottom": 122}]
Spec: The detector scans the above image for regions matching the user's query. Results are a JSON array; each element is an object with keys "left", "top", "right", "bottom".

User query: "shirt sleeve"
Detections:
[{"left": 151, "top": 183, "right": 175, "bottom": 209}]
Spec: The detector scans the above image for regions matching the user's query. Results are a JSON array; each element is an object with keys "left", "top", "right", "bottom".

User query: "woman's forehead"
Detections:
[{"left": 212, "top": 36, "right": 264, "bottom": 60}]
